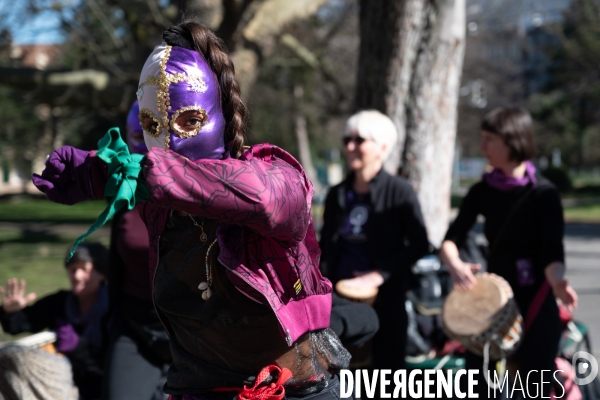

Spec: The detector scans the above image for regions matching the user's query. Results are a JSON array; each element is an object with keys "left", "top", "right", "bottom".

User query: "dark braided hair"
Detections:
[{"left": 163, "top": 22, "right": 247, "bottom": 159}]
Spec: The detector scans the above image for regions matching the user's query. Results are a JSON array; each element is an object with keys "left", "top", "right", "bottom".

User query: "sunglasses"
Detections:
[{"left": 342, "top": 136, "right": 367, "bottom": 146}]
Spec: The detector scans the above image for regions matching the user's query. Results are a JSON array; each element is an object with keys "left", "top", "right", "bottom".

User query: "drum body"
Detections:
[
  {"left": 335, "top": 279, "right": 379, "bottom": 367},
  {"left": 442, "top": 273, "right": 522, "bottom": 360}
]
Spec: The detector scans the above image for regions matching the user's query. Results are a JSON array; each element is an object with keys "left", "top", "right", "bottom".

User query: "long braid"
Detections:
[{"left": 181, "top": 21, "right": 247, "bottom": 159}]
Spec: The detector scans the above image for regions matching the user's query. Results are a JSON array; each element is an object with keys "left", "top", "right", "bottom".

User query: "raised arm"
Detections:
[{"left": 143, "top": 145, "right": 313, "bottom": 243}]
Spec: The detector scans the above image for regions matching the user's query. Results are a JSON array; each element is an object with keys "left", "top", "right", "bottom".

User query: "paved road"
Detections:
[{"left": 564, "top": 223, "right": 600, "bottom": 360}]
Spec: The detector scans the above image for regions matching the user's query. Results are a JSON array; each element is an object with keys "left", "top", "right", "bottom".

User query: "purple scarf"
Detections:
[{"left": 483, "top": 161, "right": 537, "bottom": 192}]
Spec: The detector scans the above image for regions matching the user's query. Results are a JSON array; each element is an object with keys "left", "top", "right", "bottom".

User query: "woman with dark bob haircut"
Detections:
[{"left": 439, "top": 106, "right": 578, "bottom": 398}]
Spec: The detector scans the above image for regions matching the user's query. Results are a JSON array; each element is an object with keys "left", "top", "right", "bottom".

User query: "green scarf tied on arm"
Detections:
[{"left": 67, "top": 127, "right": 150, "bottom": 261}]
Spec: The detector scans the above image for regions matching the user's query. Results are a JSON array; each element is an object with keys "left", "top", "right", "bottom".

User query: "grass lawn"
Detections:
[
  {"left": 564, "top": 203, "right": 600, "bottom": 223},
  {"left": 0, "top": 197, "right": 106, "bottom": 223}
]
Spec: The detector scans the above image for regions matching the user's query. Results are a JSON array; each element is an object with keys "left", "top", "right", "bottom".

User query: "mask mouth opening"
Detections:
[{"left": 169, "top": 106, "right": 209, "bottom": 139}]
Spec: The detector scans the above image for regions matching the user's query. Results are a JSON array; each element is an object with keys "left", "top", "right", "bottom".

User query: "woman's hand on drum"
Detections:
[
  {"left": 345, "top": 271, "right": 385, "bottom": 289},
  {"left": 447, "top": 261, "right": 481, "bottom": 291},
  {"left": 0, "top": 278, "right": 37, "bottom": 313},
  {"left": 552, "top": 279, "right": 578, "bottom": 311}
]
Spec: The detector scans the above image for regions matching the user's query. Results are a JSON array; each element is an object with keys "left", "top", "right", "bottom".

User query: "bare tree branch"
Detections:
[
  {"left": 145, "top": 0, "right": 171, "bottom": 29},
  {"left": 83, "top": 0, "right": 131, "bottom": 62},
  {"left": 280, "top": 33, "right": 347, "bottom": 103},
  {"left": 217, "top": 0, "right": 259, "bottom": 50}
]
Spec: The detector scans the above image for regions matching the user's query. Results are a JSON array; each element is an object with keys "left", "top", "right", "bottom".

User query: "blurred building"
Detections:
[
  {"left": 9, "top": 43, "right": 62, "bottom": 70},
  {"left": 467, "top": 0, "right": 569, "bottom": 94},
  {"left": 0, "top": 43, "right": 62, "bottom": 194}
]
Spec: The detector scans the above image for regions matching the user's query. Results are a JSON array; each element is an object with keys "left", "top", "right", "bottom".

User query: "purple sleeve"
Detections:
[
  {"left": 142, "top": 145, "right": 312, "bottom": 243},
  {"left": 88, "top": 150, "right": 108, "bottom": 200}
]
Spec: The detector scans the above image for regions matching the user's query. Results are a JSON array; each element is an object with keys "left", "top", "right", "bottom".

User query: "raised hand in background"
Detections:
[{"left": 0, "top": 278, "right": 37, "bottom": 313}]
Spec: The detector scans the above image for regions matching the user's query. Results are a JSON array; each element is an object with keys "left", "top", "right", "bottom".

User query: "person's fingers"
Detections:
[
  {"left": 567, "top": 286, "right": 578, "bottom": 309},
  {"left": 463, "top": 279, "right": 475, "bottom": 291},
  {"left": 7, "top": 279, "right": 16, "bottom": 296},
  {"left": 18, "top": 279, "right": 26, "bottom": 298},
  {"left": 31, "top": 174, "right": 55, "bottom": 194},
  {"left": 0, "top": 286, "right": 5, "bottom": 296},
  {"left": 470, "top": 263, "right": 482, "bottom": 271},
  {"left": 25, "top": 292, "right": 36, "bottom": 304}
]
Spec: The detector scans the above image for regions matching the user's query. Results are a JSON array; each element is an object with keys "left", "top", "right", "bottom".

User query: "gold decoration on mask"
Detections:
[
  {"left": 169, "top": 107, "right": 209, "bottom": 139},
  {"left": 136, "top": 46, "right": 211, "bottom": 146},
  {"left": 138, "top": 109, "right": 162, "bottom": 138}
]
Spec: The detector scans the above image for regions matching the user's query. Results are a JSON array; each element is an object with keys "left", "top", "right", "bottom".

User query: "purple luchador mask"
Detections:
[
  {"left": 126, "top": 100, "right": 148, "bottom": 155},
  {"left": 137, "top": 43, "right": 226, "bottom": 161}
]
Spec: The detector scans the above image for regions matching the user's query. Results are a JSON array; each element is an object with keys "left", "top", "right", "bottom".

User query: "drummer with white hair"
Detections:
[{"left": 319, "top": 109, "right": 430, "bottom": 370}]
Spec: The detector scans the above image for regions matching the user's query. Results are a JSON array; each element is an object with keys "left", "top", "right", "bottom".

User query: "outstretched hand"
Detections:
[
  {"left": 447, "top": 261, "right": 481, "bottom": 291},
  {"left": 31, "top": 146, "right": 94, "bottom": 205},
  {"left": 0, "top": 278, "right": 37, "bottom": 313},
  {"left": 552, "top": 279, "right": 578, "bottom": 311}
]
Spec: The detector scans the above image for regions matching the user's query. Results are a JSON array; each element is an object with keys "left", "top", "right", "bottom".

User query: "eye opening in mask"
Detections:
[
  {"left": 139, "top": 109, "right": 163, "bottom": 138},
  {"left": 169, "top": 106, "right": 209, "bottom": 139}
]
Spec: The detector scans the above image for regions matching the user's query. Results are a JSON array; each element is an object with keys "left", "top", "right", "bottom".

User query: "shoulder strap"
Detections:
[{"left": 489, "top": 184, "right": 536, "bottom": 254}]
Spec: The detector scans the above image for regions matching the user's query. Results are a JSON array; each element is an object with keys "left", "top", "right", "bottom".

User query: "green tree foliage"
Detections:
[
  {"left": 528, "top": 0, "right": 600, "bottom": 169},
  {"left": 249, "top": 0, "right": 358, "bottom": 174}
]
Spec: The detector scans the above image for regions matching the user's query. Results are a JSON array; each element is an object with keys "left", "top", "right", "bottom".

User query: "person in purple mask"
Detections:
[
  {"left": 31, "top": 21, "right": 350, "bottom": 400},
  {"left": 102, "top": 100, "right": 170, "bottom": 400},
  {"left": 439, "top": 106, "right": 578, "bottom": 398},
  {"left": 0, "top": 242, "right": 109, "bottom": 400}
]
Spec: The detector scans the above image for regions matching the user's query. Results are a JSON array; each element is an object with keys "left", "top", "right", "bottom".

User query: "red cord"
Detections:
[
  {"left": 169, "top": 365, "right": 293, "bottom": 400},
  {"left": 235, "top": 365, "right": 293, "bottom": 400}
]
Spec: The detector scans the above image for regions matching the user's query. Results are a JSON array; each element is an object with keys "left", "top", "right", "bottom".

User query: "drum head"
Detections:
[
  {"left": 443, "top": 274, "right": 510, "bottom": 336},
  {"left": 335, "top": 280, "right": 379, "bottom": 301}
]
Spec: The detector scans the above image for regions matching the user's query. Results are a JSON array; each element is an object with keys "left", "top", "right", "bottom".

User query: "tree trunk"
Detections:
[{"left": 356, "top": 0, "right": 466, "bottom": 247}]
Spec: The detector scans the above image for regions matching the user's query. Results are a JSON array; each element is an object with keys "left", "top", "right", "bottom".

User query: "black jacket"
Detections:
[
  {"left": 319, "top": 168, "right": 429, "bottom": 289},
  {"left": 444, "top": 175, "right": 564, "bottom": 310}
]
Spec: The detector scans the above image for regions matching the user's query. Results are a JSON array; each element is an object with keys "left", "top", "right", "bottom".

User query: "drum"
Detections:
[
  {"left": 335, "top": 279, "right": 379, "bottom": 368},
  {"left": 442, "top": 273, "right": 522, "bottom": 360},
  {"left": 14, "top": 331, "right": 58, "bottom": 354},
  {"left": 335, "top": 279, "right": 379, "bottom": 307},
  {"left": 0, "top": 331, "right": 78, "bottom": 400}
]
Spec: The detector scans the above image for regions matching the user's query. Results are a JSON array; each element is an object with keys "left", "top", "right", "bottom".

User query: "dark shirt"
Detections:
[
  {"left": 154, "top": 214, "right": 348, "bottom": 397},
  {"left": 444, "top": 177, "right": 564, "bottom": 310},
  {"left": 0, "top": 290, "right": 106, "bottom": 400},
  {"left": 113, "top": 204, "right": 152, "bottom": 301},
  {"left": 336, "top": 190, "right": 371, "bottom": 280},
  {"left": 320, "top": 168, "right": 429, "bottom": 287}
]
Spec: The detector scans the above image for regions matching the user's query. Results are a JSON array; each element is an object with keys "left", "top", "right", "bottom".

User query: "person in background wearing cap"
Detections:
[
  {"left": 31, "top": 20, "right": 352, "bottom": 400},
  {"left": 102, "top": 100, "right": 170, "bottom": 400},
  {"left": 319, "top": 110, "right": 429, "bottom": 372},
  {"left": 0, "top": 242, "right": 109, "bottom": 400}
]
